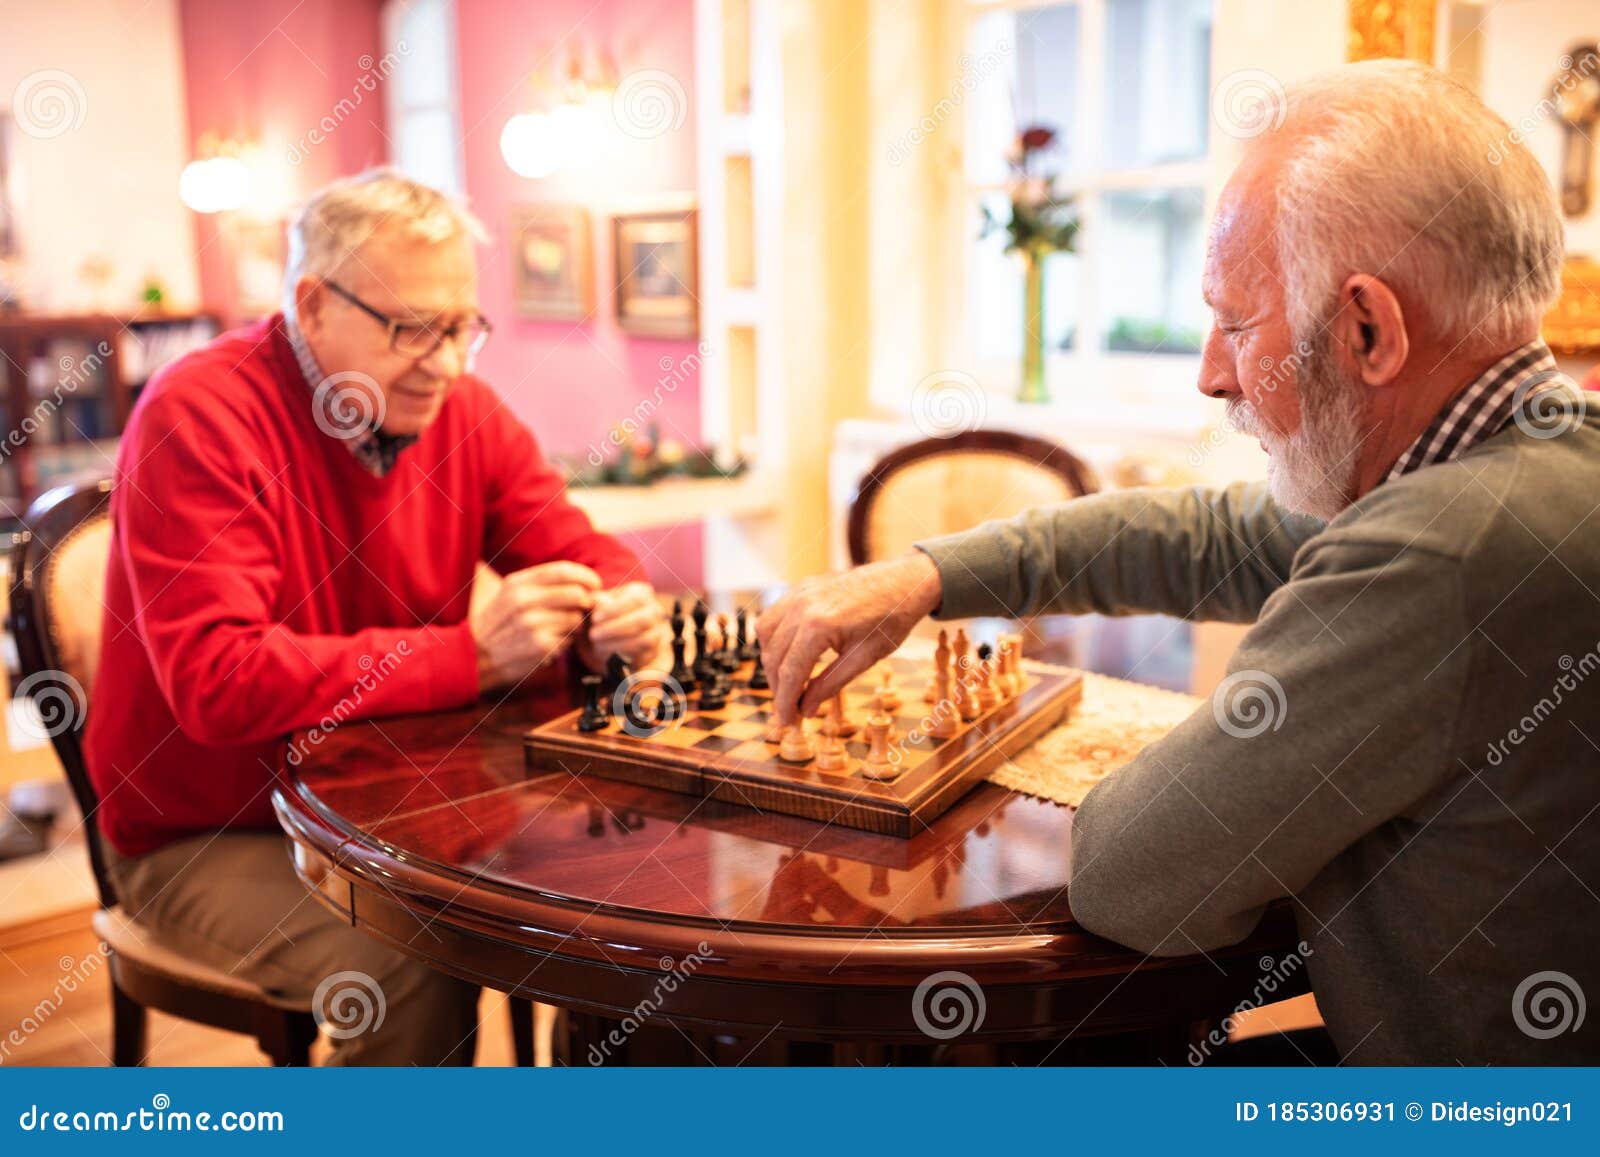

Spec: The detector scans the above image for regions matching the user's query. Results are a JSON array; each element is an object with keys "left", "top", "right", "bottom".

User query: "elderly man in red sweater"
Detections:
[{"left": 84, "top": 169, "right": 665, "bottom": 1064}]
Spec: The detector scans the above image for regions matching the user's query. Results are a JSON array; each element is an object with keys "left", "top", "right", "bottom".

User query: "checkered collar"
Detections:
[
  {"left": 1385, "top": 339, "right": 1562, "bottom": 482},
  {"left": 282, "top": 311, "right": 417, "bottom": 478}
]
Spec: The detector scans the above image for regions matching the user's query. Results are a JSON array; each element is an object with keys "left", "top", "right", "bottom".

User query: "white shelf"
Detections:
[{"left": 568, "top": 472, "right": 779, "bottom": 534}]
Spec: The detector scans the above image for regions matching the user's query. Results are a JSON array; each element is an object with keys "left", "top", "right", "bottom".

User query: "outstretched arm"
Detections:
[{"left": 918, "top": 481, "right": 1321, "bottom": 623}]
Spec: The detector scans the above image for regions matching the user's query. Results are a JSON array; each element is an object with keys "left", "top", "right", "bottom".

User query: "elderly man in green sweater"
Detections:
[{"left": 759, "top": 60, "right": 1599, "bottom": 1064}]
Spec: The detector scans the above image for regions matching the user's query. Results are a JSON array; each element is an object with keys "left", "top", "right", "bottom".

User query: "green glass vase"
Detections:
[{"left": 1019, "top": 249, "right": 1049, "bottom": 404}]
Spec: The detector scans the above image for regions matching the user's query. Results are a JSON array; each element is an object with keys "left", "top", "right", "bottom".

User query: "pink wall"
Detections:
[
  {"left": 177, "top": 0, "right": 389, "bottom": 323},
  {"left": 455, "top": 0, "right": 704, "bottom": 590}
]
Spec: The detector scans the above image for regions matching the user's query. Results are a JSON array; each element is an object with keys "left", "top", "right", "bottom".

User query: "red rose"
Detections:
[{"left": 1019, "top": 125, "right": 1056, "bottom": 151}]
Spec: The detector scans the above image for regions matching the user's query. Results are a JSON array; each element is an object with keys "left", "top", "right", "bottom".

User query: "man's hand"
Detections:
[
  {"left": 470, "top": 562, "right": 601, "bottom": 692},
  {"left": 756, "top": 551, "right": 943, "bottom": 726},
  {"left": 579, "top": 581, "right": 668, "bottom": 673}
]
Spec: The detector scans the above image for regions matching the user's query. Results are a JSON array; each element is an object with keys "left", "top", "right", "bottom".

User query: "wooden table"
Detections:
[{"left": 273, "top": 687, "right": 1305, "bottom": 1065}]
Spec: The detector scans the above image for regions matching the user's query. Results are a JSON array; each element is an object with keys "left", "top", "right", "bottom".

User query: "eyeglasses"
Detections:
[{"left": 323, "top": 281, "right": 493, "bottom": 360}]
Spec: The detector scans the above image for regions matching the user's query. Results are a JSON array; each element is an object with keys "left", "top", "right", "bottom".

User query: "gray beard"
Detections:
[{"left": 1227, "top": 335, "right": 1366, "bottom": 521}]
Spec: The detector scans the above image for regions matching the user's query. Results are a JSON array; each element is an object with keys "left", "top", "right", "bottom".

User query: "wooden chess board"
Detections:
[{"left": 524, "top": 650, "right": 1083, "bottom": 837}]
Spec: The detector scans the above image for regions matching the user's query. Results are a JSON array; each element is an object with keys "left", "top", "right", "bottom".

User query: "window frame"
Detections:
[{"left": 952, "top": 0, "right": 1216, "bottom": 425}]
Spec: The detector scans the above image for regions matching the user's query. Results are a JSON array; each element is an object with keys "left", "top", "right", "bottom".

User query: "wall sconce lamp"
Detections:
[
  {"left": 180, "top": 133, "right": 252, "bottom": 214},
  {"left": 500, "top": 48, "right": 617, "bottom": 179}
]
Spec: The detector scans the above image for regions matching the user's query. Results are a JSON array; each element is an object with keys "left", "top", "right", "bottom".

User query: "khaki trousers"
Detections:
[{"left": 103, "top": 832, "right": 481, "bottom": 1065}]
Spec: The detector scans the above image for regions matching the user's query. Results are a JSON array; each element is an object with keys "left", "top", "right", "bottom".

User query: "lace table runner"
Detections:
[{"left": 986, "top": 672, "right": 1202, "bottom": 808}]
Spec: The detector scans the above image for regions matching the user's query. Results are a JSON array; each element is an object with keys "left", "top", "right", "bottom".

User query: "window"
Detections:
[
  {"left": 383, "top": 0, "right": 464, "bottom": 194},
  {"left": 963, "top": 0, "right": 1213, "bottom": 386}
]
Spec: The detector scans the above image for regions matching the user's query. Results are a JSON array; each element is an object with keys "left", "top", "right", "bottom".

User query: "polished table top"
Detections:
[{"left": 274, "top": 686, "right": 1303, "bottom": 1045}]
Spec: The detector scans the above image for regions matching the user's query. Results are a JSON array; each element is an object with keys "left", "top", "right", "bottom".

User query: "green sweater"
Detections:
[{"left": 916, "top": 405, "right": 1600, "bottom": 1064}]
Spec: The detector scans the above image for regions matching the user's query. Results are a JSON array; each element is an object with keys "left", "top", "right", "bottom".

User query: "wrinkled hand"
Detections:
[
  {"left": 471, "top": 562, "right": 601, "bottom": 692},
  {"left": 579, "top": 581, "right": 667, "bottom": 673},
  {"left": 756, "top": 551, "right": 943, "bottom": 726}
]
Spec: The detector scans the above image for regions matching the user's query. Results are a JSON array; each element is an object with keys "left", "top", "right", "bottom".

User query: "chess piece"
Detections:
[
  {"left": 698, "top": 673, "right": 728, "bottom": 711},
  {"left": 924, "top": 631, "right": 946, "bottom": 703},
  {"left": 764, "top": 716, "right": 785, "bottom": 744},
  {"left": 832, "top": 693, "right": 859, "bottom": 737},
  {"left": 875, "top": 663, "right": 902, "bottom": 712},
  {"left": 717, "top": 613, "right": 739, "bottom": 672},
  {"left": 603, "top": 653, "right": 629, "bottom": 696},
  {"left": 577, "top": 675, "right": 609, "bottom": 732},
  {"left": 997, "top": 637, "right": 1018, "bottom": 698},
  {"left": 929, "top": 652, "right": 959, "bottom": 738},
  {"left": 814, "top": 699, "right": 848, "bottom": 771},
  {"left": 860, "top": 695, "right": 899, "bottom": 780},
  {"left": 954, "top": 645, "right": 979, "bottom": 722},
  {"left": 778, "top": 723, "right": 816, "bottom": 763},
  {"left": 976, "top": 643, "right": 1000, "bottom": 711},
  {"left": 668, "top": 600, "right": 696, "bottom": 693},
  {"left": 736, "top": 606, "right": 757, "bottom": 660},
  {"left": 1005, "top": 633, "right": 1025, "bottom": 696},
  {"left": 747, "top": 638, "right": 770, "bottom": 690},
  {"left": 691, "top": 599, "right": 715, "bottom": 684}
]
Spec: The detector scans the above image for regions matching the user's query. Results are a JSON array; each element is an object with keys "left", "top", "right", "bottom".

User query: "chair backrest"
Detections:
[
  {"left": 846, "top": 430, "right": 1097, "bottom": 565},
  {"left": 8, "top": 476, "right": 115, "bottom": 906}
]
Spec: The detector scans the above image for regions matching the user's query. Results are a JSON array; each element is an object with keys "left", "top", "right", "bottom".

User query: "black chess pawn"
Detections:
[
  {"left": 747, "top": 639, "right": 769, "bottom": 690},
  {"left": 977, "top": 642, "right": 993, "bottom": 663},
  {"left": 577, "top": 675, "right": 609, "bottom": 733},
  {"left": 698, "top": 674, "right": 728, "bottom": 712}
]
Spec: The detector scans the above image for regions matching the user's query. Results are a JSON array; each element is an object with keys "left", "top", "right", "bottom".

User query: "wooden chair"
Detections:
[
  {"left": 7, "top": 477, "right": 536, "bottom": 1066},
  {"left": 847, "top": 429, "right": 1097, "bottom": 565}
]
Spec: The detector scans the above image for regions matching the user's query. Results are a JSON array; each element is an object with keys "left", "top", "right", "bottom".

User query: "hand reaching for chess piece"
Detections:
[
  {"left": 578, "top": 580, "right": 668, "bottom": 674},
  {"left": 471, "top": 561, "right": 601, "bottom": 692},
  {"left": 756, "top": 552, "right": 943, "bottom": 727}
]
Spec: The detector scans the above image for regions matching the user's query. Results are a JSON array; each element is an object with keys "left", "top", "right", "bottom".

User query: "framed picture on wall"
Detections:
[
  {"left": 511, "top": 204, "right": 593, "bottom": 321},
  {"left": 612, "top": 208, "right": 699, "bottom": 338}
]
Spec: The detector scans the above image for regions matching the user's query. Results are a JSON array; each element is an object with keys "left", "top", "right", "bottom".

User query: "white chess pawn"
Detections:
[
  {"left": 875, "top": 663, "right": 902, "bottom": 712},
  {"left": 814, "top": 698, "right": 849, "bottom": 772},
  {"left": 778, "top": 723, "right": 816, "bottom": 763},
  {"left": 860, "top": 694, "right": 900, "bottom": 780}
]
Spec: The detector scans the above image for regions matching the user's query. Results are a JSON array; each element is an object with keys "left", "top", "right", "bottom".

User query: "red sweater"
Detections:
[{"left": 85, "top": 316, "right": 639, "bottom": 857}]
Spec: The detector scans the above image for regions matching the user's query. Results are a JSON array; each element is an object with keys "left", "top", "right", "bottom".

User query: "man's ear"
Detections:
[
  {"left": 1331, "top": 273, "right": 1409, "bottom": 387},
  {"left": 292, "top": 276, "right": 326, "bottom": 338}
]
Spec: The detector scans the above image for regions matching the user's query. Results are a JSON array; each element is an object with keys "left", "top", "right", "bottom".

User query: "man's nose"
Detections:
[
  {"left": 1196, "top": 327, "right": 1238, "bottom": 400},
  {"left": 418, "top": 338, "right": 466, "bottom": 380}
]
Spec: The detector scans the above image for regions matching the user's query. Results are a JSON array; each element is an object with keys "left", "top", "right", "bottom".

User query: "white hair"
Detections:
[
  {"left": 1268, "top": 59, "right": 1563, "bottom": 350},
  {"left": 282, "top": 167, "right": 488, "bottom": 313}
]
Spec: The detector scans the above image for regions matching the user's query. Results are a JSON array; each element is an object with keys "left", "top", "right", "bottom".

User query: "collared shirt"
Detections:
[
  {"left": 1385, "top": 339, "right": 1563, "bottom": 482},
  {"left": 283, "top": 311, "right": 417, "bottom": 477}
]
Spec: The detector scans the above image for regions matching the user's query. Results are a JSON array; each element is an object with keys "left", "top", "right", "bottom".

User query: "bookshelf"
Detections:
[{"left": 0, "top": 312, "right": 220, "bottom": 525}]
